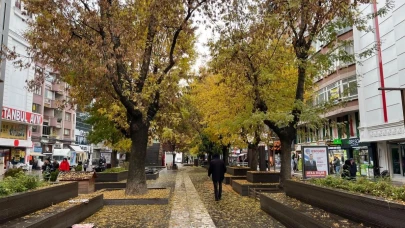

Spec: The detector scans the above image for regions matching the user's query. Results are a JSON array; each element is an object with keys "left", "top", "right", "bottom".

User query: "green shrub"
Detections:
[
  {"left": 0, "top": 172, "right": 46, "bottom": 197},
  {"left": 75, "top": 165, "right": 82, "bottom": 171},
  {"left": 102, "top": 167, "right": 127, "bottom": 173},
  {"left": 4, "top": 168, "right": 23, "bottom": 178},
  {"left": 309, "top": 176, "right": 404, "bottom": 203},
  {"left": 50, "top": 170, "right": 60, "bottom": 182}
]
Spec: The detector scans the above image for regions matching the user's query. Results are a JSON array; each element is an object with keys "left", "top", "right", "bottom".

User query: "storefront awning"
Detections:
[
  {"left": 30, "top": 152, "right": 45, "bottom": 157},
  {"left": 53, "top": 149, "right": 70, "bottom": 157},
  {"left": 69, "top": 145, "right": 85, "bottom": 153}
]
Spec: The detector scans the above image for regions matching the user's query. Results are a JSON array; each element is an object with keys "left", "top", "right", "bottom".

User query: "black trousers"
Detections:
[{"left": 213, "top": 181, "right": 222, "bottom": 200}]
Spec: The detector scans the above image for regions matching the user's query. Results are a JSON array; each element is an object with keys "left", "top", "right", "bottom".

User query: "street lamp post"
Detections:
[{"left": 378, "top": 87, "right": 405, "bottom": 127}]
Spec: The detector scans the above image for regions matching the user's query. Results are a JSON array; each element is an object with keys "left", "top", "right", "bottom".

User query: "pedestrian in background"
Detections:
[
  {"left": 333, "top": 156, "right": 341, "bottom": 175},
  {"left": 349, "top": 158, "right": 357, "bottom": 179},
  {"left": 59, "top": 158, "right": 70, "bottom": 172},
  {"left": 208, "top": 154, "right": 226, "bottom": 201}
]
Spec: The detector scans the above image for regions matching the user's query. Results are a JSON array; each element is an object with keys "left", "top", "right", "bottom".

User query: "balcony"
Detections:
[
  {"left": 52, "top": 83, "right": 64, "bottom": 94},
  {"left": 51, "top": 99, "right": 61, "bottom": 109},
  {"left": 50, "top": 117, "right": 62, "bottom": 128}
]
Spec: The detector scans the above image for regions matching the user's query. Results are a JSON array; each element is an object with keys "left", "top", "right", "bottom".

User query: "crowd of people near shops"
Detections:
[{"left": 329, "top": 156, "right": 358, "bottom": 179}]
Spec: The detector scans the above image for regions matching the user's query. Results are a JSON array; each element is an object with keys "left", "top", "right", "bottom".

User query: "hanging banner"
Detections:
[
  {"left": 2, "top": 106, "right": 43, "bottom": 125},
  {"left": 302, "top": 146, "right": 329, "bottom": 178}
]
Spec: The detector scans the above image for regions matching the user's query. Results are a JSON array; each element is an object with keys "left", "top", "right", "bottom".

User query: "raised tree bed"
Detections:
[
  {"left": 224, "top": 174, "right": 246, "bottom": 185},
  {"left": 146, "top": 172, "right": 159, "bottom": 180},
  {"left": 0, "top": 182, "right": 78, "bottom": 224},
  {"left": 95, "top": 182, "right": 127, "bottom": 191},
  {"left": 284, "top": 180, "right": 405, "bottom": 228},
  {"left": 95, "top": 171, "right": 128, "bottom": 182},
  {"left": 59, "top": 172, "right": 96, "bottom": 194},
  {"left": 103, "top": 189, "right": 170, "bottom": 205},
  {"left": 260, "top": 193, "right": 326, "bottom": 228},
  {"left": 246, "top": 171, "right": 280, "bottom": 183},
  {"left": 3, "top": 193, "right": 103, "bottom": 228},
  {"left": 226, "top": 166, "right": 250, "bottom": 176},
  {"left": 232, "top": 180, "right": 278, "bottom": 196}
]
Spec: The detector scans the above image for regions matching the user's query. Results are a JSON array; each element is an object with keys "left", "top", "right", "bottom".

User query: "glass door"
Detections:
[
  {"left": 391, "top": 147, "right": 401, "bottom": 176},
  {"left": 401, "top": 147, "right": 405, "bottom": 177}
]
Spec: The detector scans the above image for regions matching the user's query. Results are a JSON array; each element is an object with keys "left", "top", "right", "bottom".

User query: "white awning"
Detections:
[
  {"left": 30, "top": 152, "right": 45, "bottom": 157},
  {"left": 69, "top": 145, "right": 85, "bottom": 153},
  {"left": 53, "top": 149, "right": 71, "bottom": 157}
]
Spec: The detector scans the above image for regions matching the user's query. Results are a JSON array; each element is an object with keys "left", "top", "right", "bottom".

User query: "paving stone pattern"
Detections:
[{"left": 169, "top": 169, "right": 216, "bottom": 228}]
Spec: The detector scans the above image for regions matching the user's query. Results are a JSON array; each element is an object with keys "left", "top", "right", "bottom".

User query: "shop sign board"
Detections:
[
  {"left": 302, "top": 146, "right": 329, "bottom": 179},
  {"left": 0, "top": 122, "right": 27, "bottom": 139},
  {"left": 2, "top": 107, "right": 43, "bottom": 125}
]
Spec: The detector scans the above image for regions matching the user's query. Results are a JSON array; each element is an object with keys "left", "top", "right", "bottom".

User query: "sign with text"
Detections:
[
  {"left": 2, "top": 107, "right": 43, "bottom": 125},
  {"left": 0, "top": 122, "right": 27, "bottom": 140},
  {"left": 302, "top": 146, "right": 329, "bottom": 179}
]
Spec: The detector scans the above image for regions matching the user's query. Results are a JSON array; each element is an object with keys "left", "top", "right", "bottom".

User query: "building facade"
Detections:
[
  {"left": 354, "top": 1, "right": 405, "bottom": 181},
  {"left": 295, "top": 24, "right": 375, "bottom": 176},
  {"left": 0, "top": 0, "right": 43, "bottom": 173}
]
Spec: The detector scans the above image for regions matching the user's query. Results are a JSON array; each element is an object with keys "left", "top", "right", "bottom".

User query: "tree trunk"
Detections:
[
  {"left": 207, "top": 153, "right": 212, "bottom": 163},
  {"left": 259, "top": 146, "right": 266, "bottom": 171},
  {"left": 222, "top": 145, "right": 229, "bottom": 166},
  {"left": 279, "top": 135, "right": 294, "bottom": 188},
  {"left": 111, "top": 150, "right": 118, "bottom": 168},
  {"left": 125, "top": 118, "right": 149, "bottom": 195},
  {"left": 248, "top": 147, "right": 258, "bottom": 171}
]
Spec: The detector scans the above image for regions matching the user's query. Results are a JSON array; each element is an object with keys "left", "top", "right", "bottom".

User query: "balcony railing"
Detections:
[{"left": 50, "top": 117, "right": 62, "bottom": 128}]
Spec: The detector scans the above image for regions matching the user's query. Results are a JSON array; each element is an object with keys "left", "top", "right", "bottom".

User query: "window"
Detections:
[
  {"left": 32, "top": 103, "right": 41, "bottom": 114},
  {"left": 34, "top": 86, "right": 42, "bottom": 95},
  {"left": 65, "top": 113, "right": 71, "bottom": 121},
  {"left": 32, "top": 126, "right": 38, "bottom": 133},
  {"left": 43, "top": 123, "right": 51, "bottom": 135},
  {"left": 314, "top": 76, "right": 358, "bottom": 106},
  {"left": 64, "top": 129, "right": 70, "bottom": 136},
  {"left": 45, "top": 89, "right": 53, "bottom": 100}
]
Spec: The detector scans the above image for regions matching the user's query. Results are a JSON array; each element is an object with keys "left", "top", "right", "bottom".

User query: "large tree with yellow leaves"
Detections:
[{"left": 23, "top": 0, "right": 214, "bottom": 195}]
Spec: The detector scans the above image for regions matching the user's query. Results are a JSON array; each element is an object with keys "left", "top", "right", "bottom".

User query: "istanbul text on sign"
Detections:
[{"left": 2, "top": 107, "right": 43, "bottom": 125}]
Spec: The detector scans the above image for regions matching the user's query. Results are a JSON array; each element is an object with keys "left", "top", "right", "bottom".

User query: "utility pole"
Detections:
[{"left": 0, "top": 0, "right": 12, "bottom": 130}]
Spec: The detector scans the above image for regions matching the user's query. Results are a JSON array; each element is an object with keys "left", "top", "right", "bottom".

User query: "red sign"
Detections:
[
  {"left": 305, "top": 171, "right": 327, "bottom": 178},
  {"left": 2, "top": 107, "right": 43, "bottom": 125},
  {"left": 14, "top": 140, "right": 19, "bottom": 147}
]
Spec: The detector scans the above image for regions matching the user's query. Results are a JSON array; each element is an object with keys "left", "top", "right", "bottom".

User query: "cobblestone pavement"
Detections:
[
  {"left": 188, "top": 167, "right": 285, "bottom": 228},
  {"left": 169, "top": 167, "right": 216, "bottom": 228}
]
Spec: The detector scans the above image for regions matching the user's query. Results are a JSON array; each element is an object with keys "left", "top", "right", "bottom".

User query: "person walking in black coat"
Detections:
[
  {"left": 208, "top": 154, "right": 226, "bottom": 201},
  {"left": 349, "top": 158, "right": 357, "bottom": 179}
]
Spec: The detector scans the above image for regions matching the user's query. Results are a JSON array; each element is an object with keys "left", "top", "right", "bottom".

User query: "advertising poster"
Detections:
[
  {"left": 101, "top": 152, "right": 112, "bottom": 164},
  {"left": 302, "top": 146, "right": 329, "bottom": 179}
]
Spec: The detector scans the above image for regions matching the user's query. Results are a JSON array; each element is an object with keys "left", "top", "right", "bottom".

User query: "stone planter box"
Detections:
[
  {"left": 260, "top": 193, "right": 328, "bottom": 228},
  {"left": 224, "top": 174, "right": 246, "bottom": 185},
  {"left": 232, "top": 180, "right": 278, "bottom": 196},
  {"left": 3, "top": 194, "right": 103, "bottom": 228},
  {"left": 95, "top": 171, "right": 128, "bottom": 182},
  {"left": 226, "top": 166, "right": 250, "bottom": 176},
  {"left": 95, "top": 182, "right": 127, "bottom": 191},
  {"left": 0, "top": 182, "right": 78, "bottom": 224},
  {"left": 104, "top": 198, "right": 168, "bottom": 205},
  {"left": 246, "top": 171, "right": 280, "bottom": 183},
  {"left": 146, "top": 172, "right": 159, "bottom": 180},
  {"left": 284, "top": 180, "right": 405, "bottom": 228}
]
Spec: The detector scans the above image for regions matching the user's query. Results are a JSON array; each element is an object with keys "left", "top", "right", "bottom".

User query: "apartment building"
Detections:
[
  {"left": 75, "top": 112, "right": 93, "bottom": 161},
  {"left": 354, "top": 1, "right": 405, "bottom": 181},
  {"left": 0, "top": 0, "right": 43, "bottom": 173},
  {"left": 295, "top": 25, "right": 375, "bottom": 177},
  {"left": 31, "top": 72, "right": 78, "bottom": 157}
]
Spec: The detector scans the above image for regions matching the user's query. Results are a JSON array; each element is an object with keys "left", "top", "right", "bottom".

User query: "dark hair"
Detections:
[
  {"left": 213, "top": 154, "right": 220, "bottom": 159},
  {"left": 63, "top": 158, "right": 67, "bottom": 161}
]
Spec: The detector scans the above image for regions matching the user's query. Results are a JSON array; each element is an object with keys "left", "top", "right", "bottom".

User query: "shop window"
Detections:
[
  {"left": 32, "top": 103, "right": 41, "bottom": 114},
  {"left": 64, "top": 128, "right": 70, "bottom": 136}
]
